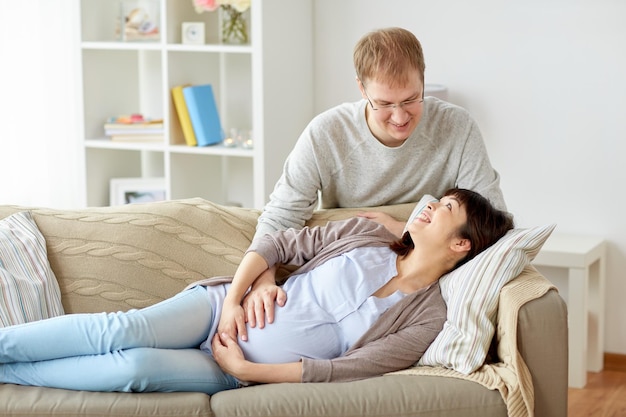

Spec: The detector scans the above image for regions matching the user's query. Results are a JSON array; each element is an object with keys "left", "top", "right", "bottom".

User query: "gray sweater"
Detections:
[
  {"left": 194, "top": 217, "right": 447, "bottom": 383},
  {"left": 256, "top": 97, "right": 505, "bottom": 239}
]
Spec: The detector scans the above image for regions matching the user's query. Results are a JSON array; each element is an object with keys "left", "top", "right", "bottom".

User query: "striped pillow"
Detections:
[
  {"left": 418, "top": 223, "right": 556, "bottom": 374},
  {"left": 0, "top": 211, "right": 64, "bottom": 327}
]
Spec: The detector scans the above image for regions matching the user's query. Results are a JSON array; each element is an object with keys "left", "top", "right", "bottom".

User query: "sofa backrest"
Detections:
[{"left": 0, "top": 199, "right": 415, "bottom": 314}]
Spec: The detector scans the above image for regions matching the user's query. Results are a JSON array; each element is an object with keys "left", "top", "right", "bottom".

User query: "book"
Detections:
[
  {"left": 105, "top": 122, "right": 164, "bottom": 130},
  {"left": 171, "top": 84, "right": 197, "bottom": 146},
  {"left": 105, "top": 127, "right": 164, "bottom": 135},
  {"left": 104, "top": 114, "right": 164, "bottom": 136},
  {"left": 109, "top": 134, "right": 164, "bottom": 143},
  {"left": 182, "top": 84, "right": 223, "bottom": 146}
]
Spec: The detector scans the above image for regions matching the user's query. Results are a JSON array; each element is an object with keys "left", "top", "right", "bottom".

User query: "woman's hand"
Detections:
[
  {"left": 357, "top": 211, "right": 405, "bottom": 238},
  {"left": 212, "top": 332, "right": 302, "bottom": 384},
  {"left": 218, "top": 301, "right": 247, "bottom": 342},
  {"left": 212, "top": 332, "right": 248, "bottom": 379},
  {"left": 241, "top": 266, "right": 287, "bottom": 329},
  {"left": 219, "top": 251, "right": 271, "bottom": 342}
]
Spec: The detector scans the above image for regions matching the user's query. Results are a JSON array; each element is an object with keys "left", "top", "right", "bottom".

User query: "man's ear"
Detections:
[{"left": 356, "top": 77, "right": 366, "bottom": 98}]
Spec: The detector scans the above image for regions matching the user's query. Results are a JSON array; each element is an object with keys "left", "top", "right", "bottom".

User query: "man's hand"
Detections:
[
  {"left": 357, "top": 211, "right": 405, "bottom": 238},
  {"left": 242, "top": 266, "right": 287, "bottom": 329}
]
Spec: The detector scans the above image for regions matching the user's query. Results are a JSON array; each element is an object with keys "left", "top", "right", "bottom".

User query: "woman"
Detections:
[{"left": 0, "top": 188, "right": 513, "bottom": 394}]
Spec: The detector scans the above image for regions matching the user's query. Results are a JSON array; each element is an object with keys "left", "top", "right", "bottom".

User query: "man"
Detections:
[{"left": 255, "top": 27, "right": 505, "bottom": 240}]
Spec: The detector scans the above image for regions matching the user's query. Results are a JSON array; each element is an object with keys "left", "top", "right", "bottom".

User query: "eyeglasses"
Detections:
[{"left": 362, "top": 83, "right": 424, "bottom": 113}]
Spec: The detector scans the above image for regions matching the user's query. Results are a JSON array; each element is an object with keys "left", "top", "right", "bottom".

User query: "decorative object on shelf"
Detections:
[
  {"left": 223, "top": 128, "right": 253, "bottom": 149},
  {"left": 219, "top": 4, "right": 248, "bottom": 44},
  {"left": 424, "top": 84, "right": 448, "bottom": 101},
  {"left": 240, "top": 129, "right": 253, "bottom": 149},
  {"left": 223, "top": 129, "right": 238, "bottom": 148},
  {"left": 192, "top": 0, "right": 250, "bottom": 44},
  {"left": 110, "top": 178, "right": 166, "bottom": 206},
  {"left": 181, "top": 22, "right": 205, "bottom": 45},
  {"left": 117, "top": 0, "right": 160, "bottom": 42}
]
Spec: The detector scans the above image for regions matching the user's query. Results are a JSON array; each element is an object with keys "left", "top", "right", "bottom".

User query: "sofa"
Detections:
[{"left": 0, "top": 198, "right": 568, "bottom": 417}]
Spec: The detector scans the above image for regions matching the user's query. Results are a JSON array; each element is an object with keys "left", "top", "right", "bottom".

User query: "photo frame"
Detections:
[{"left": 110, "top": 177, "right": 166, "bottom": 206}]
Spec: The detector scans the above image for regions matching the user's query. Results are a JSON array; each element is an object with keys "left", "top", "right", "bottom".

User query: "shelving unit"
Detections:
[{"left": 77, "top": 0, "right": 313, "bottom": 208}]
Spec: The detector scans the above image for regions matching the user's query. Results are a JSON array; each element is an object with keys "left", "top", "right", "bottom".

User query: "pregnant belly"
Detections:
[{"left": 238, "top": 307, "right": 344, "bottom": 364}]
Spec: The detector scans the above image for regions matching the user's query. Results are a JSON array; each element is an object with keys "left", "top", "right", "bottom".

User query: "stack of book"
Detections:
[
  {"left": 171, "top": 84, "right": 223, "bottom": 147},
  {"left": 104, "top": 114, "right": 164, "bottom": 143}
]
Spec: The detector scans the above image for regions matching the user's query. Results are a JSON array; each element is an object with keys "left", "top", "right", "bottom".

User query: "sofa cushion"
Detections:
[
  {"left": 0, "top": 211, "right": 64, "bottom": 327},
  {"left": 211, "top": 375, "right": 506, "bottom": 417},
  {"left": 0, "top": 383, "right": 212, "bottom": 417}
]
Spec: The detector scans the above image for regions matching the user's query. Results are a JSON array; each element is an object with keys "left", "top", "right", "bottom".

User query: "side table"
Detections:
[{"left": 533, "top": 234, "right": 607, "bottom": 388}]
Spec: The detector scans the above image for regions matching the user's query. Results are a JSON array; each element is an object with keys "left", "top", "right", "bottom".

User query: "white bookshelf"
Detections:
[{"left": 77, "top": 0, "right": 313, "bottom": 208}]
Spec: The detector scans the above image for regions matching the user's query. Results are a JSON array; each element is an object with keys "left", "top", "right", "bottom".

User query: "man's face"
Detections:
[{"left": 359, "top": 73, "right": 424, "bottom": 147}]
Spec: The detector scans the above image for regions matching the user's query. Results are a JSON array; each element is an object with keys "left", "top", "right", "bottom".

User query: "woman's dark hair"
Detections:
[{"left": 390, "top": 188, "right": 514, "bottom": 269}]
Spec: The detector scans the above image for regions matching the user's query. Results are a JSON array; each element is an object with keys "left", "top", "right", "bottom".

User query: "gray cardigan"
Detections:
[{"left": 194, "top": 217, "right": 446, "bottom": 383}]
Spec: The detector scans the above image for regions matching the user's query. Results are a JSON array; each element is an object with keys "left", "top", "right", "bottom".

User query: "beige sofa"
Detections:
[{"left": 0, "top": 198, "right": 568, "bottom": 417}]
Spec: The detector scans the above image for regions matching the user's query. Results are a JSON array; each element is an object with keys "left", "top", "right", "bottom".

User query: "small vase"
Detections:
[{"left": 219, "top": 5, "right": 248, "bottom": 44}]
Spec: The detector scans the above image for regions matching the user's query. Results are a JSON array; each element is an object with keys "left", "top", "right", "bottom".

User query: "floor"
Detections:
[{"left": 568, "top": 370, "right": 626, "bottom": 417}]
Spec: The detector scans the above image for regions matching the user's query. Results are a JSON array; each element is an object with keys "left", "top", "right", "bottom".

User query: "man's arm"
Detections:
[
  {"left": 456, "top": 120, "right": 507, "bottom": 211},
  {"left": 254, "top": 130, "right": 323, "bottom": 239},
  {"left": 356, "top": 211, "right": 404, "bottom": 237}
]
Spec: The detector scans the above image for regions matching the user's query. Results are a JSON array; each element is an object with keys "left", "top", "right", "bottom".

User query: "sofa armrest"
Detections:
[{"left": 517, "top": 287, "right": 568, "bottom": 417}]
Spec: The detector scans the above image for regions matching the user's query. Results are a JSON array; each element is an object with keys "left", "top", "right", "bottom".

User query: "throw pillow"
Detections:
[
  {"left": 0, "top": 211, "right": 64, "bottom": 327},
  {"left": 418, "top": 222, "right": 556, "bottom": 374},
  {"left": 402, "top": 194, "right": 438, "bottom": 234}
]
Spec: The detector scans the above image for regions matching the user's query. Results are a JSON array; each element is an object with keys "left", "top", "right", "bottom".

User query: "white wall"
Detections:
[
  {"left": 0, "top": 0, "right": 82, "bottom": 208},
  {"left": 313, "top": 0, "right": 626, "bottom": 354}
]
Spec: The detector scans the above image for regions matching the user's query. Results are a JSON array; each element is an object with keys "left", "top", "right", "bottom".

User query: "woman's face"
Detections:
[
  {"left": 359, "top": 72, "right": 424, "bottom": 148},
  {"left": 406, "top": 195, "right": 468, "bottom": 243}
]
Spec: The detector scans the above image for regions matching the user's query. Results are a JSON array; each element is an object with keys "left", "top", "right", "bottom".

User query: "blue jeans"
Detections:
[{"left": 0, "top": 286, "right": 239, "bottom": 394}]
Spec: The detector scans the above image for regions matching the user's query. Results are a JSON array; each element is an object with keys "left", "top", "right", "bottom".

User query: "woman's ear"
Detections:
[{"left": 452, "top": 238, "right": 471, "bottom": 254}]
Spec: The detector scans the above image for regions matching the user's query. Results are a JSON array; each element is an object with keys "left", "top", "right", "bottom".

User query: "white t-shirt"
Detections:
[{"left": 200, "top": 246, "right": 405, "bottom": 363}]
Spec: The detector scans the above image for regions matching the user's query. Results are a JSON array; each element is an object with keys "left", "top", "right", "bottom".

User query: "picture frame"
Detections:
[{"left": 110, "top": 177, "right": 166, "bottom": 206}]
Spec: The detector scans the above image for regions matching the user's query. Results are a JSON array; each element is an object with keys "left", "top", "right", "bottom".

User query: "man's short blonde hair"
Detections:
[{"left": 354, "top": 27, "right": 425, "bottom": 88}]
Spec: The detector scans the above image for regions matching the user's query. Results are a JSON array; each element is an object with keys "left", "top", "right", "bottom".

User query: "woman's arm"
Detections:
[
  {"left": 218, "top": 251, "right": 270, "bottom": 342},
  {"left": 212, "top": 332, "right": 302, "bottom": 383}
]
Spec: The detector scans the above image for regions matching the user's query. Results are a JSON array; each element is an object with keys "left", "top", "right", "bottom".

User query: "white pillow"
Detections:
[
  {"left": 418, "top": 222, "right": 557, "bottom": 374},
  {"left": 0, "top": 211, "right": 65, "bottom": 327},
  {"left": 403, "top": 194, "right": 438, "bottom": 234}
]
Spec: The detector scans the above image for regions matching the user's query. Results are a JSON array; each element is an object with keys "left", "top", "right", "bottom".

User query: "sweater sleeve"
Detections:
[
  {"left": 454, "top": 116, "right": 507, "bottom": 212},
  {"left": 301, "top": 283, "right": 447, "bottom": 383},
  {"left": 255, "top": 123, "right": 323, "bottom": 238}
]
